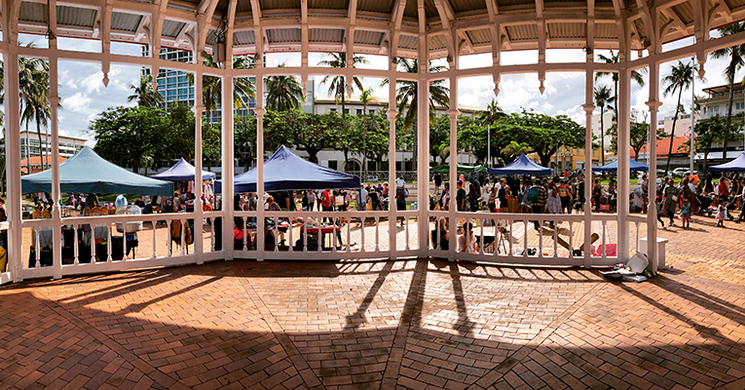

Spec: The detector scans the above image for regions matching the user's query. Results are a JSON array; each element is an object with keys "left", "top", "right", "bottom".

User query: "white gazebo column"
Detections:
[
  {"left": 5, "top": 35, "right": 23, "bottom": 282},
  {"left": 47, "top": 0, "right": 62, "bottom": 278},
  {"left": 646, "top": 63, "right": 662, "bottom": 272},
  {"left": 255, "top": 81, "right": 266, "bottom": 262},
  {"left": 222, "top": 73, "right": 235, "bottom": 259},
  {"left": 616, "top": 66, "right": 631, "bottom": 261},
  {"left": 417, "top": 71, "right": 430, "bottom": 257},
  {"left": 447, "top": 95, "right": 459, "bottom": 262},
  {"left": 582, "top": 88, "right": 594, "bottom": 267},
  {"left": 194, "top": 71, "right": 205, "bottom": 263},
  {"left": 387, "top": 78, "right": 398, "bottom": 260}
]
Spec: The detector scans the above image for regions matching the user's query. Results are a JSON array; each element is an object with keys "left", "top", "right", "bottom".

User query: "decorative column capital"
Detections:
[
  {"left": 194, "top": 105, "right": 205, "bottom": 113},
  {"left": 645, "top": 101, "right": 663, "bottom": 111},
  {"left": 49, "top": 96, "right": 61, "bottom": 105},
  {"left": 447, "top": 109, "right": 460, "bottom": 119},
  {"left": 254, "top": 107, "right": 266, "bottom": 116},
  {"left": 387, "top": 110, "right": 398, "bottom": 119},
  {"left": 582, "top": 104, "right": 595, "bottom": 113}
]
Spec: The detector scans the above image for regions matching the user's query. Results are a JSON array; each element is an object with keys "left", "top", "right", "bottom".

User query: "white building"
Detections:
[{"left": 1, "top": 130, "right": 87, "bottom": 162}]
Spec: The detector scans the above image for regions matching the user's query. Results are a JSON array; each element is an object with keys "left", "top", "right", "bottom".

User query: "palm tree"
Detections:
[
  {"left": 594, "top": 85, "right": 614, "bottom": 166},
  {"left": 358, "top": 88, "right": 380, "bottom": 178},
  {"left": 359, "top": 88, "right": 379, "bottom": 115},
  {"left": 662, "top": 60, "right": 697, "bottom": 175},
  {"left": 128, "top": 74, "right": 164, "bottom": 108},
  {"left": 501, "top": 141, "right": 530, "bottom": 163},
  {"left": 710, "top": 21, "right": 745, "bottom": 161},
  {"left": 595, "top": 50, "right": 647, "bottom": 118},
  {"left": 381, "top": 58, "right": 450, "bottom": 164},
  {"left": 476, "top": 99, "right": 505, "bottom": 167},
  {"left": 382, "top": 58, "right": 450, "bottom": 131},
  {"left": 317, "top": 53, "right": 369, "bottom": 116},
  {"left": 191, "top": 55, "right": 256, "bottom": 114},
  {"left": 18, "top": 49, "right": 53, "bottom": 171},
  {"left": 265, "top": 64, "right": 304, "bottom": 112}
]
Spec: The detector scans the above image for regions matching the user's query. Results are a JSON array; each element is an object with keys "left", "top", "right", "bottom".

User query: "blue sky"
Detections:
[{"left": 11, "top": 34, "right": 745, "bottom": 144}]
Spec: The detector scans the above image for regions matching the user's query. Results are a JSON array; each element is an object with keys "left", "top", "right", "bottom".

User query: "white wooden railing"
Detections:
[{"left": 5, "top": 208, "right": 654, "bottom": 283}]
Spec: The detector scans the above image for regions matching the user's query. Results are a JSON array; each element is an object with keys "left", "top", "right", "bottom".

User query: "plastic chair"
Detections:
[{"left": 592, "top": 243, "right": 617, "bottom": 257}]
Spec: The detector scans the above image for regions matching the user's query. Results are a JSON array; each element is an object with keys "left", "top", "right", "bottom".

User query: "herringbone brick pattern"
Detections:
[{"left": 1, "top": 221, "right": 744, "bottom": 389}]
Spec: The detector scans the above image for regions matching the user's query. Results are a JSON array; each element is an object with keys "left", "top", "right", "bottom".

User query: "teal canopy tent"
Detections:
[{"left": 21, "top": 146, "right": 173, "bottom": 196}]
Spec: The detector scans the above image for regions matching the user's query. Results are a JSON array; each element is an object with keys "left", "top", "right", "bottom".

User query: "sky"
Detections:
[{"left": 11, "top": 33, "right": 745, "bottom": 145}]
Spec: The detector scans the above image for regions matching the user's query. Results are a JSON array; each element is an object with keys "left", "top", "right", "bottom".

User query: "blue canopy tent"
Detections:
[
  {"left": 487, "top": 154, "right": 554, "bottom": 176},
  {"left": 151, "top": 158, "right": 216, "bottom": 181},
  {"left": 592, "top": 158, "right": 649, "bottom": 172},
  {"left": 21, "top": 146, "right": 173, "bottom": 196},
  {"left": 708, "top": 152, "right": 745, "bottom": 171},
  {"left": 215, "top": 145, "right": 361, "bottom": 193}
]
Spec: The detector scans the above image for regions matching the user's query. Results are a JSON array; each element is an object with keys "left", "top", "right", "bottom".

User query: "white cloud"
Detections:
[{"left": 61, "top": 92, "right": 93, "bottom": 113}]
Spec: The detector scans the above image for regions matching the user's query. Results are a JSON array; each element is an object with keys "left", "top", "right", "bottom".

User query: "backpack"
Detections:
[
  {"left": 527, "top": 186, "right": 540, "bottom": 203},
  {"left": 396, "top": 188, "right": 405, "bottom": 202}
]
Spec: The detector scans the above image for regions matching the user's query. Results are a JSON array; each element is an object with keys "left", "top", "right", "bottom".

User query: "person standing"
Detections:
[
  {"left": 530, "top": 179, "right": 548, "bottom": 230},
  {"left": 558, "top": 180, "right": 571, "bottom": 214},
  {"left": 395, "top": 184, "right": 408, "bottom": 227},
  {"left": 735, "top": 178, "right": 745, "bottom": 223},
  {"left": 433, "top": 173, "right": 442, "bottom": 195},
  {"left": 359, "top": 185, "right": 368, "bottom": 211},
  {"left": 321, "top": 189, "right": 332, "bottom": 223},
  {"left": 661, "top": 177, "right": 679, "bottom": 226},
  {"left": 456, "top": 181, "right": 467, "bottom": 212}
]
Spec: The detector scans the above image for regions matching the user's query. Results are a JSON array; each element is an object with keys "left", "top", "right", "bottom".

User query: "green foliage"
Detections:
[
  {"left": 493, "top": 110, "right": 584, "bottom": 167},
  {"left": 265, "top": 65, "right": 304, "bottom": 112},
  {"left": 90, "top": 106, "right": 170, "bottom": 173}
]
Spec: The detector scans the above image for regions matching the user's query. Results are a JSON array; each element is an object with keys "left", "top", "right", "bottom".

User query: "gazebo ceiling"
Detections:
[{"left": 10, "top": 0, "right": 745, "bottom": 59}]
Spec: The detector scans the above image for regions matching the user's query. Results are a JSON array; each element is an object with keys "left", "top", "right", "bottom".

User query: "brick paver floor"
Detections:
[{"left": 2, "top": 214, "right": 744, "bottom": 390}]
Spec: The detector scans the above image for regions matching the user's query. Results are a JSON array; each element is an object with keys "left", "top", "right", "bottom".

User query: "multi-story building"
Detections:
[
  {"left": 1, "top": 131, "right": 87, "bottom": 173},
  {"left": 695, "top": 83, "right": 745, "bottom": 163},
  {"left": 144, "top": 47, "right": 258, "bottom": 121}
]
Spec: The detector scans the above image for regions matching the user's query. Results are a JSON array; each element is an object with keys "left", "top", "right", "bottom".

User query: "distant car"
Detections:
[
  {"left": 672, "top": 168, "right": 699, "bottom": 178},
  {"left": 365, "top": 175, "right": 379, "bottom": 182},
  {"left": 657, "top": 169, "right": 672, "bottom": 177}
]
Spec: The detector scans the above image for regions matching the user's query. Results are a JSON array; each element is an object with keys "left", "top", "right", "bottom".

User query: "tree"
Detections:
[
  {"left": 128, "top": 74, "right": 164, "bottom": 108},
  {"left": 233, "top": 115, "right": 258, "bottom": 171},
  {"left": 265, "top": 65, "right": 304, "bottom": 111},
  {"left": 593, "top": 85, "right": 614, "bottom": 165},
  {"left": 429, "top": 115, "right": 451, "bottom": 165},
  {"left": 90, "top": 106, "right": 169, "bottom": 173},
  {"left": 355, "top": 112, "right": 390, "bottom": 171},
  {"left": 595, "top": 50, "right": 646, "bottom": 117},
  {"left": 197, "top": 55, "right": 256, "bottom": 113},
  {"left": 317, "top": 53, "right": 369, "bottom": 116},
  {"left": 497, "top": 110, "right": 585, "bottom": 167},
  {"left": 381, "top": 58, "right": 450, "bottom": 164},
  {"left": 607, "top": 109, "right": 664, "bottom": 160},
  {"left": 165, "top": 103, "right": 196, "bottom": 163},
  {"left": 680, "top": 115, "right": 743, "bottom": 172},
  {"left": 476, "top": 99, "right": 506, "bottom": 167},
  {"left": 501, "top": 141, "right": 531, "bottom": 163},
  {"left": 358, "top": 88, "right": 380, "bottom": 177},
  {"left": 662, "top": 60, "right": 697, "bottom": 175},
  {"left": 382, "top": 58, "right": 450, "bottom": 131},
  {"left": 710, "top": 21, "right": 745, "bottom": 161},
  {"left": 18, "top": 49, "right": 55, "bottom": 171}
]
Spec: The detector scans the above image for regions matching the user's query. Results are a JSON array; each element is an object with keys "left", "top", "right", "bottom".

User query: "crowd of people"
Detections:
[{"left": 652, "top": 173, "right": 744, "bottom": 229}]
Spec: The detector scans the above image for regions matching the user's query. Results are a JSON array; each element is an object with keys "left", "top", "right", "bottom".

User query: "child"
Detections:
[
  {"left": 681, "top": 199, "right": 691, "bottom": 229},
  {"left": 716, "top": 200, "right": 726, "bottom": 228}
]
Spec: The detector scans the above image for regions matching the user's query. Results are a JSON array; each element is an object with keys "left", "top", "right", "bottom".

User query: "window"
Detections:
[
  {"left": 330, "top": 108, "right": 337, "bottom": 112},
  {"left": 369, "top": 110, "right": 375, "bottom": 114},
  {"left": 356, "top": 109, "right": 362, "bottom": 115},
  {"left": 737, "top": 102, "right": 745, "bottom": 111},
  {"left": 328, "top": 161, "right": 338, "bottom": 170},
  {"left": 343, "top": 109, "right": 349, "bottom": 114}
]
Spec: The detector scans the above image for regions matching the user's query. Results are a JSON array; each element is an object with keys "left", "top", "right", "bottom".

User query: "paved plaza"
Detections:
[{"left": 2, "top": 217, "right": 745, "bottom": 390}]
